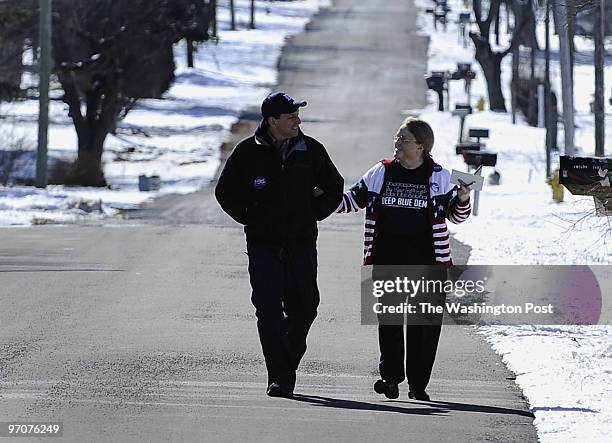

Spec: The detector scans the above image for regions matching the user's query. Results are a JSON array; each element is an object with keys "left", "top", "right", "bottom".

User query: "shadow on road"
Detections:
[
  {"left": 425, "top": 400, "right": 535, "bottom": 418},
  {"left": 293, "top": 394, "right": 535, "bottom": 418},
  {"left": 293, "top": 394, "right": 448, "bottom": 416}
]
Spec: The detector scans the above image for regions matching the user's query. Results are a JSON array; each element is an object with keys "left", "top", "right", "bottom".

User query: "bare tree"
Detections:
[
  {"left": 469, "top": 0, "right": 529, "bottom": 111},
  {"left": 51, "top": 0, "right": 214, "bottom": 186}
]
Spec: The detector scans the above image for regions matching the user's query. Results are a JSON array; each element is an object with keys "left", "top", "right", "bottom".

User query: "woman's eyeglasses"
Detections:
[{"left": 394, "top": 135, "right": 418, "bottom": 145}]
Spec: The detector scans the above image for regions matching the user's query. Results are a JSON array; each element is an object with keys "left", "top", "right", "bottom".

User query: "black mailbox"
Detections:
[
  {"left": 462, "top": 150, "right": 497, "bottom": 167},
  {"left": 468, "top": 128, "right": 489, "bottom": 143},
  {"left": 453, "top": 63, "right": 476, "bottom": 80},
  {"left": 455, "top": 103, "right": 472, "bottom": 113},
  {"left": 426, "top": 73, "right": 446, "bottom": 111},
  {"left": 456, "top": 142, "right": 481, "bottom": 155},
  {"left": 457, "top": 62, "right": 471, "bottom": 73},
  {"left": 458, "top": 12, "right": 470, "bottom": 23},
  {"left": 426, "top": 75, "right": 444, "bottom": 91},
  {"left": 559, "top": 156, "right": 612, "bottom": 186},
  {"left": 559, "top": 156, "right": 612, "bottom": 213}
]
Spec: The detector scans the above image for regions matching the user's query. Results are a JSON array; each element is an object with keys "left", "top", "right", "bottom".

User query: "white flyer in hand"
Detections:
[{"left": 450, "top": 169, "right": 484, "bottom": 191}]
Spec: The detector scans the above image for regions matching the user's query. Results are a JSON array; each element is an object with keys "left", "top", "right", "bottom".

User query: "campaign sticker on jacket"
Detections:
[{"left": 253, "top": 176, "right": 267, "bottom": 189}]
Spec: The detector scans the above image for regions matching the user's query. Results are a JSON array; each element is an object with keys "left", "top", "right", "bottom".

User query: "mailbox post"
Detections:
[
  {"left": 451, "top": 103, "right": 472, "bottom": 143},
  {"left": 461, "top": 150, "right": 498, "bottom": 217}
]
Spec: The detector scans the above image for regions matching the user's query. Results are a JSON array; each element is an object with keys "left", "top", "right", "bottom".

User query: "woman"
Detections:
[{"left": 336, "top": 117, "right": 471, "bottom": 401}]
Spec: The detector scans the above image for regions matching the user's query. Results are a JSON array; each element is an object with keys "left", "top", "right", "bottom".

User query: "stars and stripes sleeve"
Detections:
[
  {"left": 448, "top": 191, "right": 471, "bottom": 224},
  {"left": 335, "top": 162, "right": 384, "bottom": 213}
]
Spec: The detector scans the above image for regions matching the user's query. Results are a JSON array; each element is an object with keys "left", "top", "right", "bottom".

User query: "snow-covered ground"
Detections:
[
  {"left": 413, "top": 0, "right": 611, "bottom": 441},
  {"left": 1, "top": 0, "right": 611, "bottom": 441},
  {"left": 0, "top": 0, "right": 330, "bottom": 225}
]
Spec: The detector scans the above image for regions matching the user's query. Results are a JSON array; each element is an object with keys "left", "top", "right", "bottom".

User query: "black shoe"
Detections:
[
  {"left": 266, "top": 383, "right": 293, "bottom": 398},
  {"left": 408, "top": 388, "right": 430, "bottom": 401},
  {"left": 373, "top": 379, "right": 399, "bottom": 399}
]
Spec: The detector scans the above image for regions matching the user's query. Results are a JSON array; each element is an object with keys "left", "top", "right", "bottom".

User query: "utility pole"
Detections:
[
  {"left": 36, "top": 0, "right": 52, "bottom": 189},
  {"left": 594, "top": 0, "right": 605, "bottom": 156},
  {"left": 552, "top": 0, "right": 575, "bottom": 155},
  {"left": 545, "top": 0, "right": 552, "bottom": 177}
]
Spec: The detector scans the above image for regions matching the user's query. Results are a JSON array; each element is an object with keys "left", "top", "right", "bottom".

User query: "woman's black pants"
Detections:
[
  {"left": 375, "top": 265, "right": 445, "bottom": 392},
  {"left": 378, "top": 322, "right": 442, "bottom": 392}
]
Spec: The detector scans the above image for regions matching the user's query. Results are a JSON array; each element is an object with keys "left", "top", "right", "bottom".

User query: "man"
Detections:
[{"left": 215, "top": 92, "right": 343, "bottom": 398}]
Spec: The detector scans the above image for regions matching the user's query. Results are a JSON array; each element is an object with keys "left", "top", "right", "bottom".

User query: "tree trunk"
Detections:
[
  {"left": 229, "top": 0, "right": 236, "bottom": 30},
  {"left": 250, "top": 0, "right": 255, "bottom": 29},
  {"left": 187, "top": 37, "right": 194, "bottom": 68},
  {"left": 552, "top": 0, "right": 575, "bottom": 155},
  {"left": 470, "top": 33, "right": 507, "bottom": 112},
  {"left": 0, "top": 38, "right": 24, "bottom": 100},
  {"left": 511, "top": 0, "right": 539, "bottom": 49},
  {"left": 211, "top": 0, "right": 217, "bottom": 38},
  {"left": 60, "top": 74, "right": 113, "bottom": 186}
]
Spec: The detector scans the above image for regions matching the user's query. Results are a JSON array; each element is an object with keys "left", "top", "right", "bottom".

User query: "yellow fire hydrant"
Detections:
[
  {"left": 476, "top": 96, "right": 486, "bottom": 112},
  {"left": 547, "top": 169, "right": 564, "bottom": 203}
]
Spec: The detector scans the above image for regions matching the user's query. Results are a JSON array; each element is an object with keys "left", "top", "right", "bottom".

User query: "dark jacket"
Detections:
[{"left": 215, "top": 121, "right": 344, "bottom": 245}]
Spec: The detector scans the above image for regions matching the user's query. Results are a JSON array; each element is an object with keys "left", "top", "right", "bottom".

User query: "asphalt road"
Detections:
[{"left": 0, "top": 0, "right": 538, "bottom": 441}]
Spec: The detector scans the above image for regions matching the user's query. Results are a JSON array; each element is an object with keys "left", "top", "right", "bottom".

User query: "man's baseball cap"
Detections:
[{"left": 261, "top": 92, "right": 307, "bottom": 118}]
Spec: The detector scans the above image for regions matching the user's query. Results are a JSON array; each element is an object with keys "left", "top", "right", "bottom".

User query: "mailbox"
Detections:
[
  {"left": 138, "top": 174, "right": 161, "bottom": 192},
  {"left": 456, "top": 142, "right": 481, "bottom": 155},
  {"left": 559, "top": 155, "right": 612, "bottom": 195},
  {"left": 452, "top": 104, "right": 473, "bottom": 143},
  {"left": 426, "top": 72, "right": 446, "bottom": 111},
  {"left": 468, "top": 128, "right": 489, "bottom": 144},
  {"left": 559, "top": 156, "right": 612, "bottom": 186},
  {"left": 457, "top": 62, "right": 472, "bottom": 74},
  {"left": 426, "top": 74, "right": 445, "bottom": 91},
  {"left": 455, "top": 103, "right": 472, "bottom": 113},
  {"left": 458, "top": 12, "right": 471, "bottom": 24},
  {"left": 462, "top": 150, "right": 497, "bottom": 167},
  {"left": 559, "top": 155, "right": 612, "bottom": 215}
]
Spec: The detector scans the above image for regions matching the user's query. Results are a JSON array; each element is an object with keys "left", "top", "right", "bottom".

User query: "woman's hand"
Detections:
[{"left": 457, "top": 180, "right": 471, "bottom": 203}]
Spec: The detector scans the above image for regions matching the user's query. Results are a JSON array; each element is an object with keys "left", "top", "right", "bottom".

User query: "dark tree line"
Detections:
[
  {"left": 0, "top": 0, "right": 36, "bottom": 100},
  {"left": 0, "top": 0, "right": 215, "bottom": 186}
]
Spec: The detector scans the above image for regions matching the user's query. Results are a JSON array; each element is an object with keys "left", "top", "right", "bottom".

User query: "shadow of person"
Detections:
[
  {"left": 293, "top": 394, "right": 535, "bottom": 419},
  {"left": 404, "top": 399, "right": 535, "bottom": 418},
  {"left": 292, "top": 394, "right": 449, "bottom": 416}
]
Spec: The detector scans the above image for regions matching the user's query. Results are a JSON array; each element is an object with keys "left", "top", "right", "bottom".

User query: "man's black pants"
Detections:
[{"left": 247, "top": 242, "right": 320, "bottom": 392}]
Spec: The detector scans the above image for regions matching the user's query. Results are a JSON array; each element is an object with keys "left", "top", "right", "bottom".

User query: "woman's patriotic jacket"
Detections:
[{"left": 336, "top": 158, "right": 471, "bottom": 266}]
